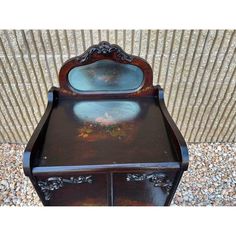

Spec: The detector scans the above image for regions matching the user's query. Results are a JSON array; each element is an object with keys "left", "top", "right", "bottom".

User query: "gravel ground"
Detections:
[{"left": 0, "top": 143, "right": 235, "bottom": 206}]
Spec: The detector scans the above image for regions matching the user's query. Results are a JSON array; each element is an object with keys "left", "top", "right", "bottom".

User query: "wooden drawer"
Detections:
[
  {"left": 35, "top": 173, "right": 108, "bottom": 206},
  {"left": 113, "top": 171, "right": 177, "bottom": 206}
]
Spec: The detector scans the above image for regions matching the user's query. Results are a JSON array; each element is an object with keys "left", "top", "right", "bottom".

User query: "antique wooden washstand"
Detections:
[{"left": 23, "top": 41, "right": 189, "bottom": 206}]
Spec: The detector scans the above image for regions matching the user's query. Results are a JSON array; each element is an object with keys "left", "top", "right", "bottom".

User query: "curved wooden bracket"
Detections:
[
  {"left": 23, "top": 87, "right": 59, "bottom": 178},
  {"left": 155, "top": 85, "right": 189, "bottom": 170}
]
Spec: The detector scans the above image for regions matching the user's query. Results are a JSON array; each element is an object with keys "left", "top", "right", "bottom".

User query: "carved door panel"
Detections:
[
  {"left": 35, "top": 173, "right": 108, "bottom": 206},
  {"left": 113, "top": 171, "right": 177, "bottom": 206}
]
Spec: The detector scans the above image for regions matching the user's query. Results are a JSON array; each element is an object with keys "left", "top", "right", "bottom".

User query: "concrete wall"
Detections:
[{"left": 0, "top": 30, "right": 235, "bottom": 144}]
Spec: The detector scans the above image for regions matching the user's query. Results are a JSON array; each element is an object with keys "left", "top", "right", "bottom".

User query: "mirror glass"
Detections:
[{"left": 68, "top": 59, "right": 143, "bottom": 92}]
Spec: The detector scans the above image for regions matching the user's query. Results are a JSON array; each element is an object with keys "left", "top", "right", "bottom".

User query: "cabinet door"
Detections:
[
  {"left": 35, "top": 173, "right": 108, "bottom": 206},
  {"left": 113, "top": 171, "right": 177, "bottom": 206}
]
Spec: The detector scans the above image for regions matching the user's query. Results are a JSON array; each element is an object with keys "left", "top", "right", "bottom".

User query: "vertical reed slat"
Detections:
[
  {"left": 46, "top": 30, "right": 60, "bottom": 78},
  {"left": 151, "top": 30, "right": 159, "bottom": 73},
  {"left": 170, "top": 30, "right": 193, "bottom": 116},
  {"left": 198, "top": 31, "right": 235, "bottom": 141},
  {"left": 21, "top": 30, "right": 46, "bottom": 110},
  {"left": 0, "top": 76, "right": 27, "bottom": 142},
  {"left": 0, "top": 38, "right": 35, "bottom": 128},
  {"left": 13, "top": 30, "right": 42, "bottom": 119},
  {"left": 157, "top": 30, "right": 167, "bottom": 84},
  {"left": 191, "top": 30, "right": 227, "bottom": 142},
  {"left": 38, "top": 31, "right": 54, "bottom": 86},
  {"left": 180, "top": 30, "right": 211, "bottom": 133},
  {"left": 73, "top": 30, "right": 79, "bottom": 55},
  {"left": 0, "top": 58, "right": 31, "bottom": 136},
  {"left": 163, "top": 30, "right": 176, "bottom": 92},
  {"left": 167, "top": 30, "right": 184, "bottom": 108},
  {"left": 55, "top": 30, "right": 64, "bottom": 65},
  {"left": 4, "top": 30, "right": 38, "bottom": 124},
  {"left": 175, "top": 30, "right": 202, "bottom": 125},
  {"left": 207, "top": 49, "right": 236, "bottom": 141}
]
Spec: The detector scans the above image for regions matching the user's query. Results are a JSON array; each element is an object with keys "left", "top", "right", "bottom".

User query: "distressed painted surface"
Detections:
[
  {"left": 0, "top": 30, "right": 235, "bottom": 143},
  {"left": 74, "top": 100, "right": 140, "bottom": 142}
]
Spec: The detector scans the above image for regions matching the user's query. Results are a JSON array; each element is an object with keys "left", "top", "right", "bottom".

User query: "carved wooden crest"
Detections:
[{"left": 77, "top": 41, "right": 133, "bottom": 64}]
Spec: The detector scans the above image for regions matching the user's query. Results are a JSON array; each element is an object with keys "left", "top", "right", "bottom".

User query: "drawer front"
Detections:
[
  {"left": 113, "top": 171, "right": 177, "bottom": 206},
  {"left": 35, "top": 173, "right": 108, "bottom": 206}
]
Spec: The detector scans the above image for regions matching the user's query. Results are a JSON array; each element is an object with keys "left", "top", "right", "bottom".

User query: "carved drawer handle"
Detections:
[
  {"left": 38, "top": 176, "right": 93, "bottom": 201},
  {"left": 126, "top": 172, "right": 172, "bottom": 193}
]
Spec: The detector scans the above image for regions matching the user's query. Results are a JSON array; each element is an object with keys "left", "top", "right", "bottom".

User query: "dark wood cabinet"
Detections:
[{"left": 23, "top": 41, "right": 189, "bottom": 206}]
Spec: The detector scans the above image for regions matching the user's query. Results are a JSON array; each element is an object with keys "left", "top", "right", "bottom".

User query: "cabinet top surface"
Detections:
[{"left": 35, "top": 97, "right": 177, "bottom": 168}]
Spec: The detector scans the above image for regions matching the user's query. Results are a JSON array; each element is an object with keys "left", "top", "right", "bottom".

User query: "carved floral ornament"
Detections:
[
  {"left": 126, "top": 172, "right": 173, "bottom": 193},
  {"left": 37, "top": 172, "right": 172, "bottom": 201},
  {"left": 38, "top": 176, "right": 93, "bottom": 201},
  {"left": 77, "top": 41, "right": 134, "bottom": 64}
]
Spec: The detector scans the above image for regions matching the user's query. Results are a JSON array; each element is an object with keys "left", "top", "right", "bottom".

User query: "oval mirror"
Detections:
[{"left": 68, "top": 59, "right": 144, "bottom": 92}]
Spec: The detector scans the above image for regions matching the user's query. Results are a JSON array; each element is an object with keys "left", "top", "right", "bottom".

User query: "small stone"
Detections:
[
  {"left": 183, "top": 196, "right": 189, "bottom": 201},
  {"left": 209, "top": 188, "right": 214, "bottom": 193},
  {"left": 0, "top": 196, "right": 3, "bottom": 205},
  {"left": 0, "top": 180, "right": 9, "bottom": 187},
  {"left": 176, "top": 196, "right": 183, "bottom": 203}
]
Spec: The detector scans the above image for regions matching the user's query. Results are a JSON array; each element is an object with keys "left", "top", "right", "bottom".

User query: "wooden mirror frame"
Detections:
[{"left": 59, "top": 41, "right": 157, "bottom": 98}]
